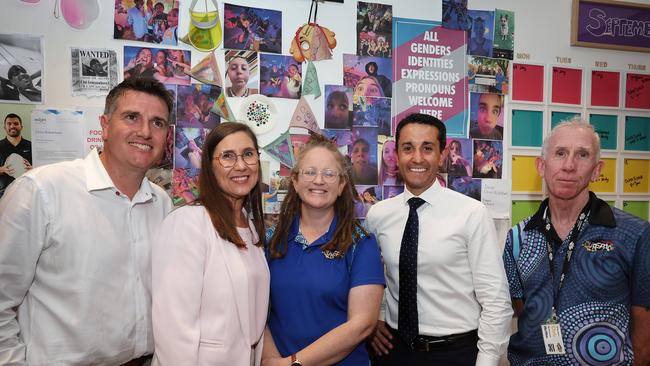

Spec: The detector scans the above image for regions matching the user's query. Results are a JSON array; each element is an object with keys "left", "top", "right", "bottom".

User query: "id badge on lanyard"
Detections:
[{"left": 539, "top": 208, "right": 589, "bottom": 355}]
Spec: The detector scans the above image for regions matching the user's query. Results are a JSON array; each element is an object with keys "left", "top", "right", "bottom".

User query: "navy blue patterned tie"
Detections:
[{"left": 398, "top": 196, "right": 426, "bottom": 346}]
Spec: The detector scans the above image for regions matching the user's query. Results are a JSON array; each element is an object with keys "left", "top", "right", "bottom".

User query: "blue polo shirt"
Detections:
[
  {"left": 503, "top": 192, "right": 650, "bottom": 366},
  {"left": 267, "top": 216, "right": 385, "bottom": 365}
]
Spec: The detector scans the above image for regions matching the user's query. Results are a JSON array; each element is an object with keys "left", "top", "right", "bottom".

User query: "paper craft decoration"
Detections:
[
  {"left": 589, "top": 158, "right": 616, "bottom": 193},
  {"left": 624, "top": 116, "right": 650, "bottom": 151},
  {"left": 302, "top": 61, "right": 321, "bottom": 99},
  {"left": 625, "top": 73, "right": 650, "bottom": 110},
  {"left": 511, "top": 109, "right": 543, "bottom": 147},
  {"left": 210, "top": 90, "right": 235, "bottom": 122},
  {"left": 182, "top": 0, "right": 222, "bottom": 52},
  {"left": 589, "top": 114, "right": 617, "bottom": 150},
  {"left": 623, "top": 159, "right": 650, "bottom": 193},
  {"left": 290, "top": 24, "right": 337, "bottom": 62},
  {"left": 512, "top": 63, "right": 544, "bottom": 102},
  {"left": 590, "top": 70, "right": 620, "bottom": 107},
  {"left": 263, "top": 131, "right": 295, "bottom": 168},
  {"left": 289, "top": 97, "right": 322, "bottom": 135},
  {"left": 5, "top": 153, "right": 27, "bottom": 178},
  {"left": 623, "top": 201, "right": 649, "bottom": 221},
  {"left": 187, "top": 51, "right": 222, "bottom": 86},
  {"left": 551, "top": 66, "right": 582, "bottom": 105},
  {"left": 60, "top": 0, "right": 99, "bottom": 29},
  {"left": 511, "top": 155, "right": 542, "bottom": 192},
  {"left": 239, "top": 94, "right": 278, "bottom": 135}
]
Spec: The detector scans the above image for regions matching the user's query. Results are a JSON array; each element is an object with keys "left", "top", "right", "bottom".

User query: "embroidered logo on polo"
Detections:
[{"left": 581, "top": 240, "right": 615, "bottom": 252}]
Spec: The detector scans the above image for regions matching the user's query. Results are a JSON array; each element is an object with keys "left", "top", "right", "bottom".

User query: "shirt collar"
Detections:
[
  {"left": 84, "top": 149, "right": 156, "bottom": 203},
  {"left": 402, "top": 179, "right": 441, "bottom": 207},
  {"left": 288, "top": 214, "right": 339, "bottom": 249},
  {"left": 524, "top": 191, "right": 616, "bottom": 232}
]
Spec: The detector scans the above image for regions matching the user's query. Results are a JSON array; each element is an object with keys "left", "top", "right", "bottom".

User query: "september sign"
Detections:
[
  {"left": 392, "top": 18, "right": 467, "bottom": 137},
  {"left": 571, "top": 0, "right": 650, "bottom": 53}
]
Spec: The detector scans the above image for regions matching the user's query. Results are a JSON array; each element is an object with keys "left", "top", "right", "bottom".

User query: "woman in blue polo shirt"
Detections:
[{"left": 263, "top": 135, "right": 385, "bottom": 365}]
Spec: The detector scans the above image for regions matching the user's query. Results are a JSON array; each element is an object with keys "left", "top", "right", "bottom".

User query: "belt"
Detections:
[{"left": 410, "top": 329, "right": 478, "bottom": 352}]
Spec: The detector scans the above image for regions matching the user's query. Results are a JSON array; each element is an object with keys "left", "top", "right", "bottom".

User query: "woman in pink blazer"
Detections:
[{"left": 152, "top": 122, "right": 269, "bottom": 366}]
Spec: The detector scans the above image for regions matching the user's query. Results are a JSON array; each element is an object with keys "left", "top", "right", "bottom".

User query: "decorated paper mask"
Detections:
[{"left": 290, "top": 23, "right": 337, "bottom": 63}]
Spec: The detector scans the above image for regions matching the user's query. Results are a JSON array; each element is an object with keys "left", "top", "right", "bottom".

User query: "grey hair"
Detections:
[{"left": 541, "top": 117, "right": 601, "bottom": 161}]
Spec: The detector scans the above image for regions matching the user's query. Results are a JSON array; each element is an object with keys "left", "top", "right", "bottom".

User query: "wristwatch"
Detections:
[{"left": 290, "top": 354, "right": 302, "bottom": 366}]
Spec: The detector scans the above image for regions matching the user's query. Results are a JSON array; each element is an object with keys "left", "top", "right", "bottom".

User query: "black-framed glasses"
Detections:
[
  {"left": 213, "top": 149, "right": 259, "bottom": 168},
  {"left": 299, "top": 168, "right": 341, "bottom": 183}
]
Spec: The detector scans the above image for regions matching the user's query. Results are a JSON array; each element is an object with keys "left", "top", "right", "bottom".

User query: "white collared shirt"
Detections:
[
  {"left": 0, "top": 150, "right": 172, "bottom": 366},
  {"left": 366, "top": 180, "right": 512, "bottom": 366}
]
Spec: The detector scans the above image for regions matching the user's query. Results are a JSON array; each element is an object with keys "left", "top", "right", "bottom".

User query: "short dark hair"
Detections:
[
  {"left": 365, "top": 61, "right": 378, "bottom": 74},
  {"left": 103, "top": 77, "right": 173, "bottom": 118},
  {"left": 395, "top": 113, "right": 446, "bottom": 152},
  {"left": 8, "top": 65, "right": 27, "bottom": 80},
  {"left": 4, "top": 113, "right": 22, "bottom": 126},
  {"left": 198, "top": 122, "right": 264, "bottom": 248}
]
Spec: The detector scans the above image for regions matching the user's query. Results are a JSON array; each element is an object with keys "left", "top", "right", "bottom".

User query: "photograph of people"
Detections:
[
  {"left": 379, "top": 138, "right": 401, "bottom": 185},
  {"left": 472, "top": 139, "right": 503, "bottom": 179},
  {"left": 259, "top": 54, "right": 301, "bottom": 99},
  {"left": 225, "top": 50, "right": 259, "bottom": 97},
  {"left": 176, "top": 85, "right": 220, "bottom": 129},
  {"left": 467, "top": 10, "right": 494, "bottom": 57},
  {"left": 123, "top": 47, "right": 155, "bottom": 79},
  {"left": 343, "top": 54, "right": 392, "bottom": 98},
  {"left": 446, "top": 138, "right": 472, "bottom": 177},
  {"left": 113, "top": 0, "right": 176, "bottom": 44},
  {"left": 469, "top": 92, "right": 504, "bottom": 140},
  {"left": 356, "top": 2, "right": 393, "bottom": 57},
  {"left": 349, "top": 130, "right": 378, "bottom": 185},
  {"left": 223, "top": 3, "right": 282, "bottom": 54},
  {"left": 153, "top": 122, "right": 268, "bottom": 365},
  {"left": 0, "top": 33, "right": 43, "bottom": 103},
  {"left": 263, "top": 134, "right": 384, "bottom": 365},
  {"left": 324, "top": 85, "right": 352, "bottom": 129},
  {"left": 0, "top": 113, "right": 32, "bottom": 198}
]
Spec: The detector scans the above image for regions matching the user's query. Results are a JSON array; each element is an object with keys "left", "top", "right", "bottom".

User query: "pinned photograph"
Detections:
[
  {"left": 71, "top": 47, "right": 118, "bottom": 97},
  {"left": 113, "top": 0, "right": 179, "bottom": 45},
  {"left": 492, "top": 9, "right": 514, "bottom": 60},
  {"left": 357, "top": 2, "right": 393, "bottom": 58},
  {"left": 176, "top": 84, "right": 221, "bottom": 129},
  {"left": 444, "top": 138, "right": 473, "bottom": 177},
  {"left": 343, "top": 54, "right": 392, "bottom": 97},
  {"left": 224, "top": 50, "right": 258, "bottom": 97},
  {"left": 469, "top": 92, "right": 504, "bottom": 140},
  {"left": 354, "top": 185, "right": 381, "bottom": 219},
  {"left": 123, "top": 46, "right": 191, "bottom": 85},
  {"left": 378, "top": 135, "right": 401, "bottom": 186},
  {"left": 449, "top": 176, "right": 481, "bottom": 201},
  {"left": 0, "top": 33, "right": 43, "bottom": 104},
  {"left": 473, "top": 139, "right": 503, "bottom": 179},
  {"left": 174, "top": 127, "right": 209, "bottom": 173},
  {"left": 324, "top": 85, "right": 352, "bottom": 129},
  {"left": 383, "top": 185, "right": 404, "bottom": 200},
  {"left": 259, "top": 54, "right": 302, "bottom": 99},
  {"left": 467, "top": 10, "right": 494, "bottom": 57},
  {"left": 468, "top": 56, "right": 509, "bottom": 95},
  {"left": 352, "top": 95, "right": 391, "bottom": 135},
  {"left": 223, "top": 3, "right": 282, "bottom": 54},
  {"left": 350, "top": 127, "right": 378, "bottom": 185},
  {"left": 442, "top": 0, "right": 470, "bottom": 30}
]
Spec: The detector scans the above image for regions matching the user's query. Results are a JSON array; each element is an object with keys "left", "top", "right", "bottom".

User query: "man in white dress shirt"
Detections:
[
  {"left": 366, "top": 113, "right": 512, "bottom": 366},
  {"left": 0, "top": 77, "right": 173, "bottom": 365}
]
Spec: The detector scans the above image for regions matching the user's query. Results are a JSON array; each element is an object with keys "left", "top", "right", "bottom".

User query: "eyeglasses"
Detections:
[
  {"left": 299, "top": 168, "right": 341, "bottom": 183},
  {"left": 213, "top": 149, "right": 259, "bottom": 168}
]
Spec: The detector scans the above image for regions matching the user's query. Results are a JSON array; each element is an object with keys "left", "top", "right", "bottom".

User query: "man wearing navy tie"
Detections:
[{"left": 366, "top": 113, "right": 512, "bottom": 365}]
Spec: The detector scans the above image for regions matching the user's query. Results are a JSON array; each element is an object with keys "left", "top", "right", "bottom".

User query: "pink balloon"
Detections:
[{"left": 60, "top": 0, "right": 99, "bottom": 29}]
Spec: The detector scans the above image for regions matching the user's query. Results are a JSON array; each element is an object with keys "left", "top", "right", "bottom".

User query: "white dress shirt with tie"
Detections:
[{"left": 366, "top": 180, "right": 512, "bottom": 366}]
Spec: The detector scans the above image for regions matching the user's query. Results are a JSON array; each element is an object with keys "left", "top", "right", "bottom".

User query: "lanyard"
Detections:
[{"left": 541, "top": 207, "right": 590, "bottom": 320}]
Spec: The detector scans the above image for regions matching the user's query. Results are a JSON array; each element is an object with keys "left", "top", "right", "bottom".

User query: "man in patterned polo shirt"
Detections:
[{"left": 503, "top": 119, "right": 650, "bottom": 365}]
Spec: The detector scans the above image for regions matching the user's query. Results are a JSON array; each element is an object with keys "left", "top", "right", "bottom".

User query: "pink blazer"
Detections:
[{"left": 152, "top": 205, "right": 270, "bottom": 366}]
